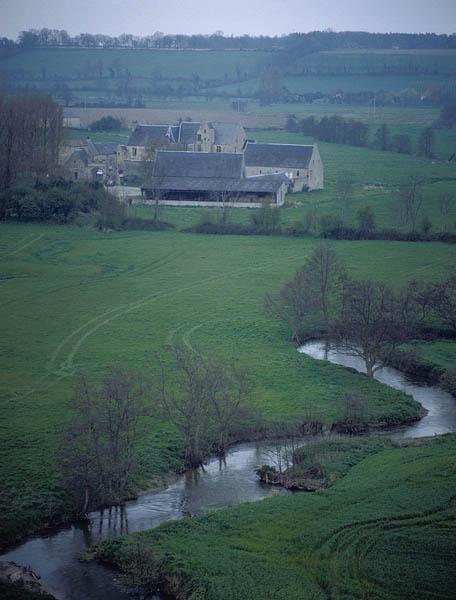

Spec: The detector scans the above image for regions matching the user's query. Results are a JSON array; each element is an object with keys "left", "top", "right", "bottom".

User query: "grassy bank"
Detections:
[
  {"left": 2, "top": 223, "right": 455, "bottom": 542},
  {"left": 94, "top": 434, "right": 456, "bottom": 599}
]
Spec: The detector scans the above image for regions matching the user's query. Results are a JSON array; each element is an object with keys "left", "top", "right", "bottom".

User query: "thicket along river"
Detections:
[{"left": 2, "top": 340, "right": 456, "bottom": 599}]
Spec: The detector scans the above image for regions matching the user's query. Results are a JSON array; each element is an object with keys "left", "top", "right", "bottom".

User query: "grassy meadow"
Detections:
[
  {"left": 1, "top": 223, "right": 455, "bottom": 542},
  {"left": 95, "top": 434, "right": 456, "bottom": 599}
]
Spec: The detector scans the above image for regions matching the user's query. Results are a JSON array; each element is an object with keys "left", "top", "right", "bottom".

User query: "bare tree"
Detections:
[
  {"left": 157, "top": 344, "right": 250, "bottom": 466},
  {"left": 438, "top": 192, "right": 453, "bottom": 233},
  {"left": 0, "top": 93, "right": 63, "bottom": 188},
  {"left": 335, "top": 172, "right": 355, "bottom": 222},
  {"left": 60, "top": 367, "right": 148, "bottom": 515},
  {"left": 333, "top": 279, "right": 409, "bottom": 377},
  {"left": 210, "top": 187, "right": 239, "bottom": 225},
  {"left": 432, "top": 276, "right": 456, "bottom": 333},
  {"left": 398, "top": 176, "right": 424, "bottom": 231},
  {"left": 266, "top": 243, "right": 344, "bottom": 340}
]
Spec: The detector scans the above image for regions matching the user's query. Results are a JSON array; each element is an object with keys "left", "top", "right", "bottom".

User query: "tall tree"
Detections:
[
  {"left": 398, "top": 176, "right": 424, "bottom": 231},
  {"left": 335, "top": 171, "right": 355, "bottom": 222},
  {"left": 333, "top": 280, "right": 409, "bottom": 377},
  {"left": 157, "top": 344, "right": 250, "bottom": 466},
  {"left": 60, "top": 368, "right": 148, "bottom": 515},
  {"left": 267, "top": 243, "right": 344, "bottom": 340},
  {"left": 373, "top": 123, "right": 391, "bottom": 151},
  {"left": 0, "top": 94, "right": 63, "bottom": 188},
  {"left": 416, "top": 127, "right": 435, "bottom": 158}
]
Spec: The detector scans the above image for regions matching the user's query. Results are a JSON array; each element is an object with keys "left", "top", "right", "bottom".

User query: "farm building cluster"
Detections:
[{"left": 61, "top": 117, "right": 323, "bottom": 207}]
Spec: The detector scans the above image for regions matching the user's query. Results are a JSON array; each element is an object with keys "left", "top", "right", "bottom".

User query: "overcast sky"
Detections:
[{"left": 1, "top": 0, "right": 456, "bottom": 38}]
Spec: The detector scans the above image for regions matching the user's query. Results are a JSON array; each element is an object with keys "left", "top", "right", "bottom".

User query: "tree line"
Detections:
[
  {"left": 286, "top": 114, "right": 439, "bottom": 157},
  {"left": 6, "top": 29, "right": 456, "bottom": 51}
]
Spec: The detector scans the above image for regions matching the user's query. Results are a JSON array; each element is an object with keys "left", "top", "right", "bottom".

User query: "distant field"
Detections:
[
  {"left": 2, "top": 224, "right": 455, "bottom": 541},
  {"left": 96, "top": 434, "right": 456, "bottom": 600},
  {"left": 63, "top": 128, "right": 131, "bottom": 144},
  {"left": 0, "top": 47, "right": 269, "bottom": 80},
  {"left": 2, "top": 46, "right": 455, "bottom": 108}
]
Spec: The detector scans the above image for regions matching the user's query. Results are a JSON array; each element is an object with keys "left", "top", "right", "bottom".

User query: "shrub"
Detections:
[{"left": 90, "top": 115, "right": 122, "bottom": 132}]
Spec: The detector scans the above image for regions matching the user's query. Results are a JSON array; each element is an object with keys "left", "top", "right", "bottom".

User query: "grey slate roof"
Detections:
[
  {"left": 153, "top": 151, "right": 244, "bottom": 179},
  {"left": 93, "top": 142, "right": 117, "bottom": 155},
  {"left": 127, "top": 121, "right": 244, "bottom": 148},
  {"left": 178, "top": 122, "right": 201, "bottom": 144},
  {"left": 213, "top": 122, "right": 241, "bottom": 146},
  {"left": 143, "top": 173, "right": 287, "bottom": 194},
  {"left": 127, "top": 125, "right": 179, "bottom": 146},
  {"left": 64, "top": 148, "right": 89, "bottom": 168},
  {"left": 245, "top": 142, "right": 314, "bottom": 169}
]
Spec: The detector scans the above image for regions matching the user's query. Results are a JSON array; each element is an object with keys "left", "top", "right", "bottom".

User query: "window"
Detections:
[
  {"left": 132, "top": 147, "right": 137, "bottom": 157},
  {"left": 297, "top": 170, "right": 300, "bottom": 176},
  {"left": 216, "top": 145, "right": 222, "bottom": 152},
  {"left": 74, "top": 171, "right": 78, "bottom": 181},
  {"left": 197, "top": 134, "right": 202, "bottom": 142}
]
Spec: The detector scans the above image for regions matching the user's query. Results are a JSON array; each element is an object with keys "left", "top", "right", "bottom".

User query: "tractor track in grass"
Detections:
[
  {"left": 3, "top": 252, "right": 303, "bottom": 406},
  {"left": 313, "top": 497, "right": 456, "bottom": 599},
  {"left": 0, "top": 233, "right": 44, "bottom": 261}
]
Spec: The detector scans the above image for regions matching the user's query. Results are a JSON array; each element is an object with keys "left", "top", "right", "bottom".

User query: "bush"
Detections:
[
  {"left": 441, "top": 368, "right": 456, "bottom": 396},
  {"left": 90, "top": 115, "right": 123, "bottom": 132}
]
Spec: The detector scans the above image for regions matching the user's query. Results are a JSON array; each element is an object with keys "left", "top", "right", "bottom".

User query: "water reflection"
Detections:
[
  {"left": 2, "top": 341, "right": 455, "bottom": 599},
  {"left": 0, "top": 440, "right": 292, "bottom": 600},
  {"left": 298, "top": 340, "right": 456, "bottom": 438}
]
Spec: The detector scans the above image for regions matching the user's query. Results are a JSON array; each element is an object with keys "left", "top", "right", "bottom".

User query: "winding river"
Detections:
[{"left": 1, "top": 340, "right": 456, "bottom": 599}]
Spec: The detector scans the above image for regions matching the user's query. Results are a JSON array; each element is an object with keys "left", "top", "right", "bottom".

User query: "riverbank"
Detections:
[{"left": 93, "top": 433, "right": 456, "bottom": 600}]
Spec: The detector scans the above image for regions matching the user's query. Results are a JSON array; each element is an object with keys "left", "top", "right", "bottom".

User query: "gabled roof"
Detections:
[
  {"left": 245, "top": 142, "right": 314, "bottom": 169},
  {"left": 64, "top": 148, "right": 89, "bottom": 168},
  {"left": 153, "top": 151, "right": 244, "bottom": 179},
  {"left": 127, "top": 124, "right": 179, "bottom": 146},
  {"left": 213, "top": 122, "right": 242, "bottom": 146},
  {"left": 178, "top": 122, "right": 201, "bottom": 144},
  {"left": 93, "top": 142, "right": 117, "bottom": 155}
]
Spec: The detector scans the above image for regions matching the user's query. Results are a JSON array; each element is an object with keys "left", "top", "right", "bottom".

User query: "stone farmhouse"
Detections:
[
  {"left": 63, "top": 138, "right": 117, "bottom": 183},
  {"left": 141, "top": 151, "right": 289, "bottom": 207},
  {"left": 118, "top": 121, "right": 247, "bottom": 164},
  {"left": 244, "top": 142, "right": 324, "bottom": 192}
]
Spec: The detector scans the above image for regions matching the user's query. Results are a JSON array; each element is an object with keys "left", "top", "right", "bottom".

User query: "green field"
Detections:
[
  {"left": 0, "top": 47, "right": 268, "bottom": 81},
  {"left": 63, "top": 128, "right": 131, "bottom": 144},
  {"left": 2, "top": 223, "right": 455, "bottom": 542},
  {"left": 401, "top": 340, "right": 456, "bottom": 371},
  {"left": 2, "top": 46, "right": 455, "bottom": 109},
  {"left": 95, "top": 434, "right": 456, "bottom": 599}
]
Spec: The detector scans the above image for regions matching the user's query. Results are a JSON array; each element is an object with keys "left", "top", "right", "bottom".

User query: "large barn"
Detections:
[
  {"left": 245, "top": 142, "right": 324, "bottom": 191},
  {"left": 141, "top": 151, "right": 289, "bottom": 207}
]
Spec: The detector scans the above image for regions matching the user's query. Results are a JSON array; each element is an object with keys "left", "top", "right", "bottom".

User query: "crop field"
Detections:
[
  {"left": 1, "top": 223, "right": 455, "bottom": 541},
  {"left": 96, "top": 434, "right": 456, "bottom": 599}
]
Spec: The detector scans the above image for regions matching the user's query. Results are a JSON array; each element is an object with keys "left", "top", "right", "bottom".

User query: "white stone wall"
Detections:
[{"left": 308, "top": 146, "right": 324, "bottom": 190}]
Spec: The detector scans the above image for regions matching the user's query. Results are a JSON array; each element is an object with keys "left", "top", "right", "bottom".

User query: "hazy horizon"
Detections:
[{"left": 1, "top": 0, "right": 456, "bottom": 39}]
